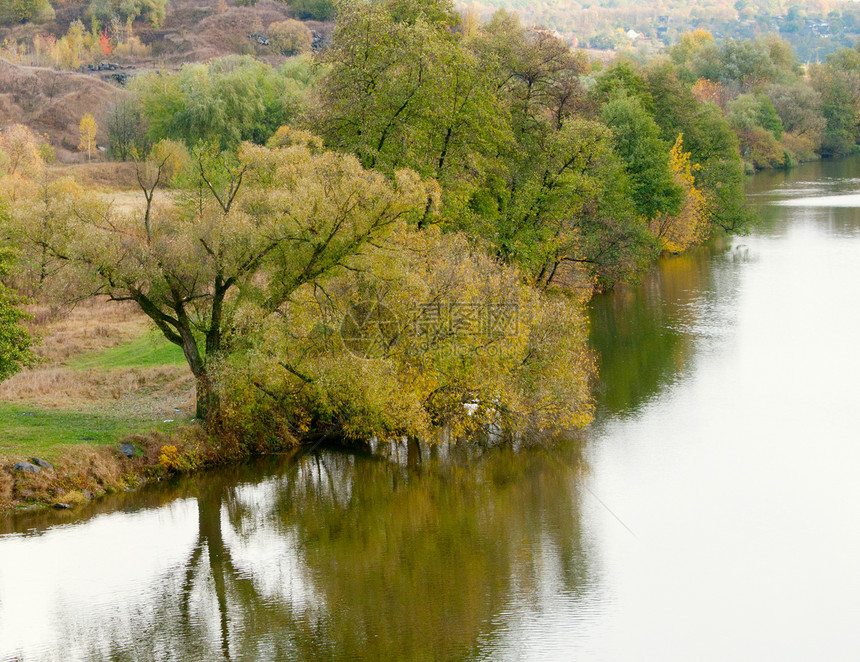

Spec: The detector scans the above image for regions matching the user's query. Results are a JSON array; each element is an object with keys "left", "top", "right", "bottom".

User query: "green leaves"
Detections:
[
  {"left": 601, "top": 92, "right": 683, "bottom": 222},
  {"left": 0, "top": 246, "right": 33, "bottom": 382},
  {"left": 132, "top": 56, "right": 317, "bottom": 151}
]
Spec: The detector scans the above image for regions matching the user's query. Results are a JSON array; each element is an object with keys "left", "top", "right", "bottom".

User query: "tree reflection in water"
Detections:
[{"left": 3, "top": 438, "right": 591, "bottom": 661}]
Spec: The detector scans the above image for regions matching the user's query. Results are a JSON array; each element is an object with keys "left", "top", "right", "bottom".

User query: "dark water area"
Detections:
[{"left": 3, "top": 158, "right": 860, "bottom": 660}]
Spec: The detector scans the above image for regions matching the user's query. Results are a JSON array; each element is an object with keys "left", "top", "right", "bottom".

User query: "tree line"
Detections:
[{"left": 5, "top": 0, "right": 855, "bottom": 444}]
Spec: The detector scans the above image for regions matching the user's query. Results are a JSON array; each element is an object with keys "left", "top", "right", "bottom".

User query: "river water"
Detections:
[{"left": 3, "top": 158, "right": 860, "bottom": 660}]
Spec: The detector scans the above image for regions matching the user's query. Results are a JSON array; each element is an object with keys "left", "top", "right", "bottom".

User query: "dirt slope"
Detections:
[{"left": 0, "top": 59, "right": 124, "bottom": 159}]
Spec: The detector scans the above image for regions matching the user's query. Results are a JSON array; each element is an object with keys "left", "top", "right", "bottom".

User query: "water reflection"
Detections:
[
  {"left": 589, "top": 242, "right": 742, "bottom": 419},
  {"left": 0, "top": 441, "right": 590, "bottom": 661}
]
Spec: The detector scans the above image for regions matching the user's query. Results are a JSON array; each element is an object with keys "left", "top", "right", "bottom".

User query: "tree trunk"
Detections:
[
  {"left": 198, "top": 483, "right": 231, "bottom": 660},
  {"left": 179, "top": 327, "right": 212, "bottom": 420},
  {"left": 195, "top": 374, "right": 215, "bottom": 421}
]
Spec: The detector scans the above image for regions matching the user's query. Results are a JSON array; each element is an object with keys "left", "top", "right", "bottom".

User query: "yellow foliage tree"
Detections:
[
  {"left": 691, "top": 77, "right": 726, "bottom": 109},
  {"left": 26, "top": 137, "right": 432, "bottom": 420},
  {"left": 78, "top": 113, "right": 98, "bottom": 162},
  {"left": 651, "top": 135, "right": 708, "bottom": 254},
  {"left": 225, "top": 224, "right": 595, "bottom": 439},
  {"left": 0, "top": 124, "right": 43, "bottom": 178},
  {"left": 0, "top": 124, "right": 45, "bottom": 204}
]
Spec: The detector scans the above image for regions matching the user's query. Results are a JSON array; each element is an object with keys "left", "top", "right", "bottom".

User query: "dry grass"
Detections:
[
  {"left": 49, "top": 162, "right": 140, "bottom": 191},
  {"left": 0, "top": 59, "right": 123, "bottom": 155},
  {"left": 1, "top": 443, "right": 136, "bottom": 509},
  {"left": 0, "top": 468, "right": 12, "bottom": 510},
  {"left": 0, "top": 365, "right": 194, "bottom": 416},
  {"left": 26, "top": 298, "right": 150, "bottom": 362},
  {"left": 101, "top": 189, "right": 170, "bottom": 215}
]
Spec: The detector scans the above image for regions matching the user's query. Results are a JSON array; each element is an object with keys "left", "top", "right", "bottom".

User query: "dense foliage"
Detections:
[
  {"left": 131, "top": 56, "right": 317, "bottom": 150},
  {"left": 16, "top": 0, "right": 856, "bottom": 443}
]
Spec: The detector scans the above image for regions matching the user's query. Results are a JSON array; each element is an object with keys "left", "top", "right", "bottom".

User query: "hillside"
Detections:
[
  {"left": 0, "top": 0, "right": 332, "bottom": 162},
  {"left": 460, "top": 0, "right": 860, "bottom": 61},
  {"left": 0, "top": 59, "right": 121, "bottom": 159}
]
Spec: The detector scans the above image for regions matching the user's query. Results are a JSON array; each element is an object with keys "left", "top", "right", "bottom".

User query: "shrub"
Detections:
[{"left": 268, "top": 19, "right": 312, "bottom": 55}]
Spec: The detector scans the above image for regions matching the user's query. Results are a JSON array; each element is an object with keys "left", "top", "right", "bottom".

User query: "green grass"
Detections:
[
  {"left": 67, "top": 332, "right": 186, "bottom": 370},
  {"left": 0, "top": 403, "right": 183, "bottom": 462},
  {"left": 1, "top": 333, "right": 190, "bottom": 462}
]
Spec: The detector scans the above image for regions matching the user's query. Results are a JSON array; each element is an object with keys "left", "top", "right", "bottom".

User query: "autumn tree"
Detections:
[
  {"left": 0, "top": 124, "right": 43, "bottom": 178},
  {"left": 651, "top": 135, "right": 707, "bottom": 253},
  {"left": 30, "top": 137, "right": 430, "bottom": 419},
  {"left": 78, "top": 113, "right": 98, "bottom": 162},
  {"left": 223, "top": 223, "right": 594, "bottom": 439}
]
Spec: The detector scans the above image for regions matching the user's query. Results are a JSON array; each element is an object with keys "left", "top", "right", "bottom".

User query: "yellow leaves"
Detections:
[
  {"left": 651, "top": 135, "right": 709, "bottom": 254},
  {"left": 0, "top": 123, "right": 43, "bottom": 179},
  {"left": 157, "top": 444, "right": 179, "bottom": 469},
  {"left": 239, "top": 139, "right": 432, "bottom": 248},
  {"left": 78, "top": 113, "right": 98, "bottom": 161},
  {"left": 136, "top": 139, "right": 188, "bottom": 187},
  {"left": 266, "top": 126, "right": 324, "bottom": 152},
  {"left": 157, "top": 444, "right": 197, "bottom": 472}
]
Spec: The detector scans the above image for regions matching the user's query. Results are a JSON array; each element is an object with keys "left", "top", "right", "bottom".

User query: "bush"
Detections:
[
  {"left": 220, "top": 225, "right": 595, "bottom": 440},
  {"left": 88, "top": 0, "right": 167, "bottom": 27},
  {"left": 268, "top": 19, "right": 312, "bottom": 55}
]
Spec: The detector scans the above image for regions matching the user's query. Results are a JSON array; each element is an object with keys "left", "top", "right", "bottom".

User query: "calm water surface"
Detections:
[{"left": 3, "top": 158, "right": 860, "bottom": 660}]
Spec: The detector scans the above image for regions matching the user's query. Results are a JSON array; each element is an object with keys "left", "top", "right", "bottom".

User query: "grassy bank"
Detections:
[{"left": 0, "top": 299, "right": 200, "bottom": 511}]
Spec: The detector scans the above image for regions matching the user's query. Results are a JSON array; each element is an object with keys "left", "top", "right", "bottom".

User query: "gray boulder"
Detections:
[
  {"left": 120, "top": 443, "right": 136, "bottom": 458},
  {"left": 13, "top": 462, "right": 40, "bottom": 474},
  {"left": 30, "top": 457, "right": 54, "bottom": 470}
]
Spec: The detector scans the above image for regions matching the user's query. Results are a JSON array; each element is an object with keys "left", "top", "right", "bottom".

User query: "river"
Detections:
[{"left": 2, "top": 158, "right": 860, "bottom": 661}]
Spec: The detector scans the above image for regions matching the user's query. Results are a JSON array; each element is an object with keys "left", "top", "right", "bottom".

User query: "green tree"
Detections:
[
  {"left": 314, "top": 0, "right": 506, "bottom": 225},
  {"left": 600, "top": 92, "right": 683, "bottom": 222},
  {"left": 104, "top": 98, "right": 149, "bottom": 161},
  {"left": 0, "top": 250, "right": 33, "bottom": 380},
  {"left": 683, "top": 103, "right": 755, "bottom": 232},
  {"left": 88, "top": 0, "right": 167, "bottom": 27},
  {"left": 285, "top": 0, "right": 334, "bottom": 20},
  {"left": 767, "top": 83, "right": 825, "bottom": 137},
  {"left": 811, "top": 48, "right": 860, "bottom": 157},
  {"left": 644, "top": 65, "right": 753, "bottom": 234},
  {"left": 0, "top": 203, "right": 33, "bottom": 381},
  {"left": 132, "top": 56, "right": 316, "bottom": 150}
]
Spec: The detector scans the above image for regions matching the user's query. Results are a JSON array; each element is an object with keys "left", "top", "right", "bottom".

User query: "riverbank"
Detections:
[{"left": 0, "top": 298, "right": 198, "bottom": 511}]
